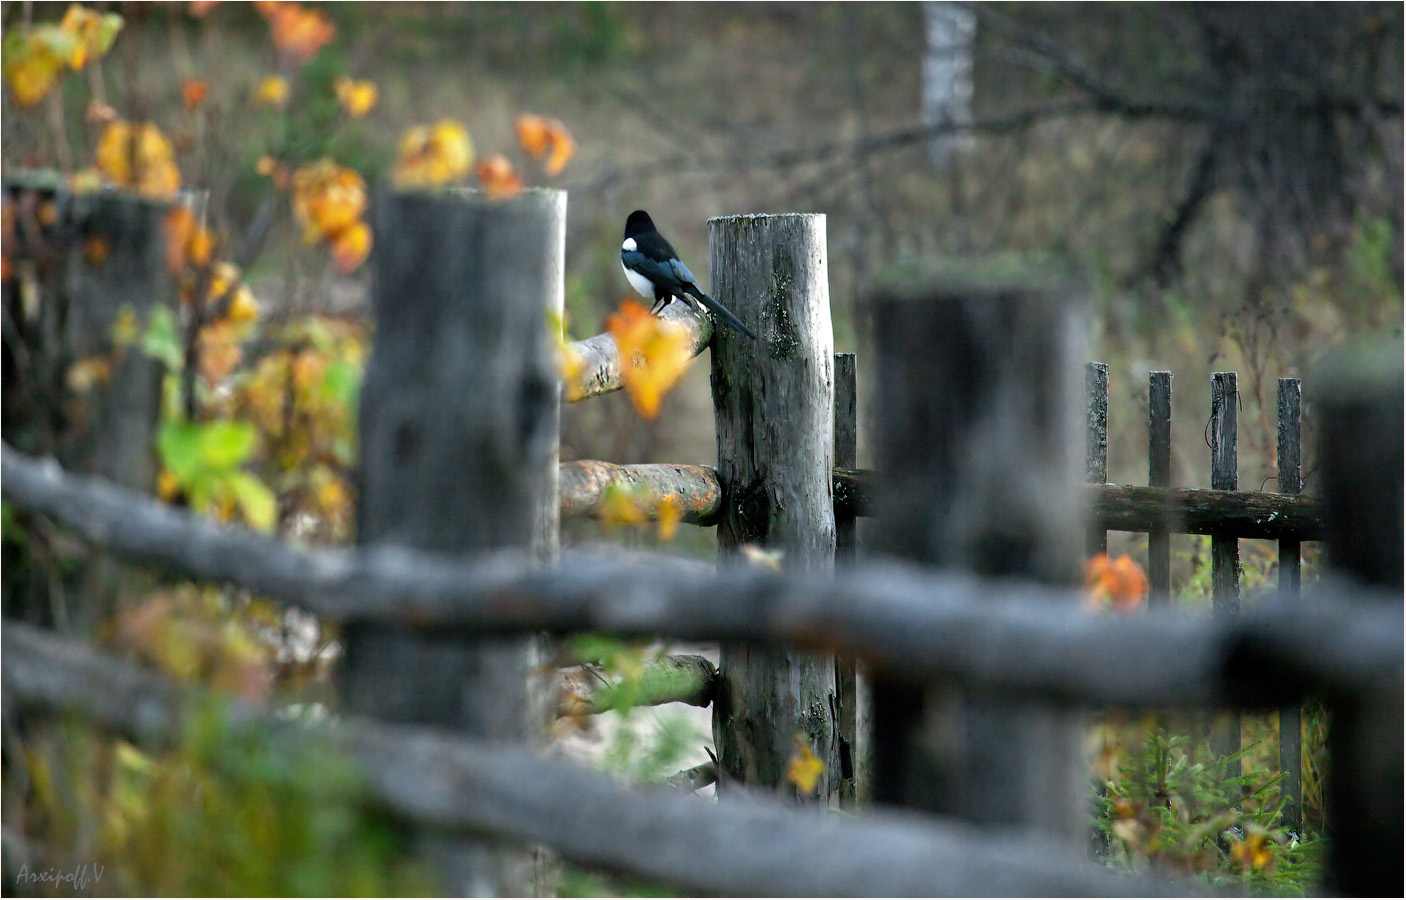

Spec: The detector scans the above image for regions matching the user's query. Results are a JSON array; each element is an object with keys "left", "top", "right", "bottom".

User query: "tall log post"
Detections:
[
  {"left": 1317, "top": 345, "right": 1403, "bottom": 895},
  {"left": 1209, "top": 372, "right": 1242, "bottom": 784},
  {"left": 709, "top": 213, "right": 840, "bottom": 805},
  {"left": 1275, "top": 378, "right": 1302, "bottom": 834},
  {"left": 1147, "top": 372, "right": 1173, "bottom": 607},
  {"left": 866, "top": 260, "right": 1087, "bottom": 840},
  {"left": 1, "top": 182, "right": 173, "bottom": 631},
  {"left": 1085, "top": 361, "right": 1108, "bottom": 555},
  {"left": 341, "top": 188, "right": 565, "bottom": 894}
]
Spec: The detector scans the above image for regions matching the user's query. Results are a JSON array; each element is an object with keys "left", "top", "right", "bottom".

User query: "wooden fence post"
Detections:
[
  {"left": 1317, "top": 346, "right": 1403, "bottom": 895},
  {"left": 1209, "top": 372, "right": 1241, "bottom": 784},
  {"left": 341, "top": 187, "right": 565, "bottom": 894},
  {"left": 866, "top": 260, "right": 1087, "bottom": 840},
  {"left": 708, "top": 213, "right": 840, "bottom": 805},
  {"left": 1147, "top": 372, "right": 1172, "bottom": 607},
  {"left": 2, "top": 182, "right": 173, "bottom": 631},
  {"left": 1085, "top": 361, "right": 1108, "bottom": 555},
  {"left": 833, "top": 351, "right": 868, "bottom": 806},
  {"left": 1276, "top": 378, "right": 1302, "bottom": 834}
]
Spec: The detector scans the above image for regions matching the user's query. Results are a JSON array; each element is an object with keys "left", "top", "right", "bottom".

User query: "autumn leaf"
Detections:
[
  {"left": 1083, "top": 553, "right": 1148, "bottom": 613},
  {"left": 515, "top": 113, "right": 575, "bottom": 176},
  {"left": 657, "top": 494, "right": 683, "bottom": 542},
  {"left": 333, "top": 76, "right": 377, "bottom": 117},
  {"left": 254, "top": 73, "right": 289, "bottom": 107},
  {"left": 290, "top": 158, "right": 367, "bottom": 245},
  {"left": 59, "top": 5, "right": 124, "bottom": 70},
  {"left": 599, "top": 483, "right": 648, "bottom": 528},
  {"left": 82, "top": 236, "right": 111, "bottom": 267},
  {"left": 95, "top": 120, "right": 182, "bottom": 198},
  {"left": 328, "top": 221, "right": 371, "bottom": 275},
  {"left": 256, "top": 1, "right": 335, "bottom": 66},
  {"left": 164, "top": 207, "right": 215, "bottom": 274},
  {"left": 740, "top": 544, "right": 785, "bottom": 571},
  {"left": 607, "top": 298, "right": 693, "bottom": 420},
  {"left": 394, "top": 119, "right": 474, "bottom": 188},
  {"left": 1229, "top": 827, "right": 1274, "bottom": 871},
  {"left": 475, "top": 154, "right": 522, "bottom": 200},
  {"left": 785, "top": 735, "right": 824, "bottom": 795},
  {"left": 2, "top": 31, "right": 66, "bottom": 106},
  {"left": 182, "top": 79, "right": 208, "bottom": 110}
]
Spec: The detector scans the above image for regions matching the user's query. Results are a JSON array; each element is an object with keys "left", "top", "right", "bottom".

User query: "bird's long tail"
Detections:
[{"left": 684, "top": 286, "right": 757, "bottom": 340}]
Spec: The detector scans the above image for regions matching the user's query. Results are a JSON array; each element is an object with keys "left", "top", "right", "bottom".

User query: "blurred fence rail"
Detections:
[{"left": 2, "top": 183, "right": 1399, "bottom": 895}]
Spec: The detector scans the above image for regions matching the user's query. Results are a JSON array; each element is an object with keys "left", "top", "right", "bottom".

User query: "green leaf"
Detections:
[
  {"left": 226, "top": 471, "right": 277, "bottom": 533},
  {"left": 95, "top": 13, "right": 124, "bottom": 56},
  {"left": 197, "top": 421, "right": 258, "bottom": 470},
  {"left": 141, "top": 307, "right": 184, "bottom": 371},
  {"left": 158, "top": 420, "right": 205, "bottom": 482}
]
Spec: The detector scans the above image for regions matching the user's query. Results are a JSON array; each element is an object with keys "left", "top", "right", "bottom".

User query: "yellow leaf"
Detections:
[
  {"left": 394, "top": 119, "right": 474, "bottom": 189},
  {"left": 599, "top": 483, "right": 647, "bottom": 528},
  {"left": 785, "top": 735, "right": 824, "bottom": 795},
  {"left": 656, "top": 494, "right": 683, "bottom": 542},
  {"left": 334, "top": 76, "right": 378, "bottom": 117},
  {"left": 95, "top": 120, "right": 181, "bottom": 198},
  {"left": 740, "top": 544, "right": 785, "bottom": 571},
  {"left": 328, "top": 220, "right": 371, "bottom": 274},
  {"left": 2, "top": 38, "right": 65, "bottom": 106},
  {"left": 607, "top": 299, "right": 692, "bottom": 420},
  {"left": 254, "top": 73, "right": 289, "bottom": 107}
]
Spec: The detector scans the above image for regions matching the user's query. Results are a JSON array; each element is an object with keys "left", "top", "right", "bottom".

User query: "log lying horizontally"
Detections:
[
  {"left": 557, "top": 460, "right": 1325, "bottom": 540},
  {"left": 0, "top": 623, "right": 1191, "bottom": 898},
  {"left": 3, "top": 445, "right": 1395, "bottom": 708},
  {"left": 573, "top": 654, "right": 717, "bottom": 715},
  {"left": 565, "top": 302, "right": 712, "bottom": 401}
]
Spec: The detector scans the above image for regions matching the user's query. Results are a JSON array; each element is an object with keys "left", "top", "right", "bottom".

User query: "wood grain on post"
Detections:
[
  {"left": 1209, "top": 372, "right": 1241, "bottom": 782},
  {"left": 1147, "top": 372, "right": 1172, "bottom": 607},
  {"left": 708, "top": 213, "right": 840, "bottom": 805},
  {"left": 1276, "top": 378, "right": 1302, "bottom": 834},
  {"left": 833, "top": 352, "right": 868, "bottom": 806},
  {"left": 1317, "top": 344, "right": 1403, "bottom": 896},
  {"left": 1085, "top": 362, "right": 1108, "bottom": 555},
  {"left": 341, "top": 187, "right": 565, "bottom": 895},
  {"left": 867, "top": 259, "right": 1087, "bottom": 840}
]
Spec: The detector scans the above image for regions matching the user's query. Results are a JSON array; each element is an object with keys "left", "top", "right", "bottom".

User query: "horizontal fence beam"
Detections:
[
  {"left": 4, "top": 446, "right": 1395, "bottom": 709},
  {"left": 1090, "top": 483, "right": 1324, "bottom": 541},
  {"left": 565, "top": 302, "right": 712, "bottom": 402},
  {"left": 0, "top": 623, "right": 1191, "bottom": 898},
  {"left": 558, "top": 458, "right": 1324, "bottom": 540}
]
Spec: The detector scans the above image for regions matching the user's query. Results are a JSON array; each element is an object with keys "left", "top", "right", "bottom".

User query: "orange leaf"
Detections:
[
  {"left": 475, "top": 154, "right": 522, "bottom": 200},
  {"left": 516, "top": 114, "right": 576, "bottom": 177},
  {"left": 1083, "top": 553, "right": 1148, "bottom": 613},
  {"left": 328, "top": 221, "right": 371, "bottom": 274},
  {"left": 607, "top": 299, "right": 693, "bottom": 419},
  {"left": 656, "top": 494, "right": 683, "bottom": 542},
  {"left": 258, "top": 1, "right": 335, "bottom": 66},
  {"left": 515, "top": 114, "right": 551, "bottom": 158},
  {"left": 182, "top": 79, "right": 208, "bottom": 110},
  {"left": 95, "top": 120, "right": 181, "bottom": 198},
  {"left": 82, "top": 236, "right": 111, "bottom": 266},
  {"left": 290, "top": 158, "right": 367, "bottom": 244}
]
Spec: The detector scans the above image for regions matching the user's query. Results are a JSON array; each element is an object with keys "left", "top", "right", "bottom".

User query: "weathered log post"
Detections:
[
  {"left": 1085, "top": 361, "right": 1108, "bottom": 556},
  {"left": 341, "top": 188, "right": 565, "bottom": 894},
  {"left": 1147, "top": 372, "right": 1173, "bottom": 606},
  {"left": 833, "top": 352, "right": 869, "bottom": 806},
  {"left": 1275, "top": 377, "right": 1302, "bottom": 834},
  {"left": 1317, "top": 344, "right": 1403, "bottom": 895},
  {"left": 2, "top": 181, "right": 173, "bottom": 631},
  {"left": 1209, "top": 372, "right": 1241, "bottom": 784},
  {"left": 709, "top": 213, "right": 840, "bottom": 805},
  {"left": 866, "top": 259, "right": 1087, "bottom": 839}
]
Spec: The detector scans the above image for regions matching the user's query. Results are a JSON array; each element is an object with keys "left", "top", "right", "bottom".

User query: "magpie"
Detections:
[{"left": 620, "top": 210, "right": 757, "bottom": 340}]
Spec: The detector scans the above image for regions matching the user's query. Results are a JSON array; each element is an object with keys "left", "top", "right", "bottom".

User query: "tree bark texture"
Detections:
[
  {"left": 708, "top": 213, "right": 840, "bottom": 804},
  {"left": 866, "top": 259, "right": 1088, "bottom": 841},
  {"left": 340, "top": 187, "right": 564, "bottom": 896}
]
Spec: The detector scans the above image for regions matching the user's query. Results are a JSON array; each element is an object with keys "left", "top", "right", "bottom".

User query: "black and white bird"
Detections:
[{"left": 620, "top": 210, "right": 756, "bottom": 340}]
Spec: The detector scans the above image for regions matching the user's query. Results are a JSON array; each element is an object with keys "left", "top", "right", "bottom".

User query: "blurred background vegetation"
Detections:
[{"left": 2, "top": 2, "right": 1400, "bottom": 895}]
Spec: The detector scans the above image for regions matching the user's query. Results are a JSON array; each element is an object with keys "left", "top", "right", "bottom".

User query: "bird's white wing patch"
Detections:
[
  {"left": 622, "top": 261, "right": 655, "bottom": 299},
  {"left": 621, "top": 237, "right": 637, "bottom": 252}
]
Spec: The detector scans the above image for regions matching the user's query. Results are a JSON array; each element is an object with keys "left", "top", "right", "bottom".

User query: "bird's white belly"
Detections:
[{"left": 622, "top": 263, "right": 656, "bottom": 299}]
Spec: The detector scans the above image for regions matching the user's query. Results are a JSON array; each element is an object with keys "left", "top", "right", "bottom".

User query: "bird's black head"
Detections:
[{"left": 624, "top": 210, "right": 655, "bottom": 239}]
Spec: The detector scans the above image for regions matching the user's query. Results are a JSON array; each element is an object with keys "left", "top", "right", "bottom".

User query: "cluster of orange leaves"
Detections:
[
  {"left": 254, "top": 0, "right": 335, "bottom": 67},
  {"left": 391, "top": 113, "right": 574, "bottom": 198},
  {"left": 2, "top": 4, "right": 122, "bottom": 106},
  {"left": 165, "top": 207, "right": 261, "bottom": 385},
  {"left": 256, "top": 157, "right": 372, "bottom": 275},
  {"left": 1083, "top": 552, "right": 1149, "bottom": 613},
  {"left": 607, "top": 299, "right": 694, "bottom": 420}
]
